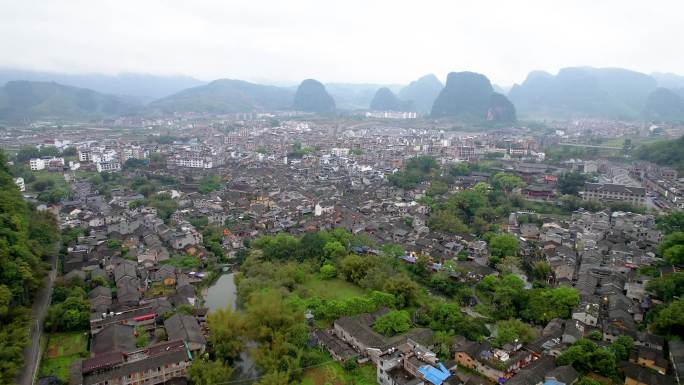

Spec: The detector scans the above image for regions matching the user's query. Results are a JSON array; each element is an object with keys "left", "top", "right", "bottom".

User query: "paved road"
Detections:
[{"left": 16, "top": 255, "right": 57, "bottom": 385}]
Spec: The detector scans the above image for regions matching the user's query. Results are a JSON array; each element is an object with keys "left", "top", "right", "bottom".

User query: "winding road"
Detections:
[{"left": 16, "top": 254, "right": 57, "bottom": 385}]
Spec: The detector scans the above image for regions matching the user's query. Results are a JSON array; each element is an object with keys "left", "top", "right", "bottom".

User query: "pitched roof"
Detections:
[
  {"left": 164, "top": 314, "right": 206, "bottom": 346},
  {"left": 91, "top": 324, "right": 135, "bottom": 355}
]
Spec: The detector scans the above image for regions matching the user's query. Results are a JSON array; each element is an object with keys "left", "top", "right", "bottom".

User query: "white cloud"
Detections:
[{"left": 1, "top": 0, "right": 682, "bottom": 85}]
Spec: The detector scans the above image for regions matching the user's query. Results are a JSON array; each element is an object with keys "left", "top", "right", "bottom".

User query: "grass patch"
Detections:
[
  {"left": 40, "top": 332, "right": 88, "bottom": 382},
  {"left": 296, "top": 276, "right": 365, "bottom": 301},
  {"left": 300, "top": 361, "right": 376, "bottom": 385}
]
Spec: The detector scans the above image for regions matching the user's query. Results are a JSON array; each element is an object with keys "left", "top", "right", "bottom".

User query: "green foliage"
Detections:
[
  {"left": 635, "top": 135, "right": 684, "bottom": 174},
  {"left": 427, "top": 180, "right": 449, "bottom": 197},
  {"left": 558, "top": 172, "right": 587, "bottom": 196},
  {"left": 650, "top": 298, "right": 684, "bottom": 338},
  {"left": 647, "top": 272, "right": 684, "bottom": 302},
  {"left": 388, "top": 156, "right": 439, "bottom": 189},
  {"left": 305, "top": 291, "right": 397, "bottom": 321},
  {"left": 531, "top": 261, "right": 551, "bottom": 281},
  {"left": 199, "top": 175, "right": 222, "bottom": 194},
  {"left": 610, "top": 336, "right": 634, "bottom": 361},
  {"left": 382, "top": 274, "right": 419, "bottom": 308},
  {"left": 123, "top": 158, "right": 148, "bottom": 169},
  {"left": 45, "top": 294, "right": 89, "bottom": 332},
  {"left": 520, "top": 287, "right": 580, "bottom": 324},
  {"left": 373, "top": 310, "right": 411, "bottom": 336},
  {"left": 575, "top": 377, "right": 602, "bottom": 385},
  {"left": 658, "top": 232, "right": 684, "bottom": 265},
  {"left": 491, "top": 172, "right": 525, "bottom": 193},
  {"left": 556, "top": 339, "right": 617, "bottom": 377},
  {"left": 493, "top": 319, "right": 536, "bottom": 347},
  {"left": 380, "top": 243, "right": 405, "bottom": 258},
  {"left": 415, "top": 302, "right": 489, "bottom": 341},
  {"left": 319, "top": 264, "right": 337, "bottom": 279},
  {"left": 146, "top": 192, "right": 178, "bottom": 221},
  {"left": 135, "top": 326, "right": 149, "bottom": 348},
  {"left": 287, "top": 141, "right": 314, "bottom": 158},
  {"left": 188, "top": 359, "right": 235, "bottom": 385},
  {"left": 340, "top": 254, "right": 372, "bottom": 284},
  {"left": 0, "top": 149, "right": 60, "bottom": 382},
  {"left": 207, "top": 308, "right": 246, "bottom": 363},
  {"left": 657, "top": 211, "right": 684, "bottom": 234},
  {"left": 323, "top": 240, "right": 346, "bottom": 260},
  {"left": 489, "top": 233, "right": 519, "bottom": 258},
  {"left": 476, "top": 274, "right": 526, "bottom": 320}
]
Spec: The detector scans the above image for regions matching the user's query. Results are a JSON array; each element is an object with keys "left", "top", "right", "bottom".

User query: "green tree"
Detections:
[
  {"left": 493, "top": 319, "right": 537, "bottom": 347},
  {"left": 489, "top": 233, "right": 519, "bottom": 258},
  {"left": 383, "top": 275, "right": 419, "bottom": 308},
  {"left": 340, "top": 254, "right": 372, "bottom": 284},
  {"left": 491, "top": 172, "right": 525, "bottom": 193},
  {"left": 188, "top": 359, "right": 234, "bottom": 385},
  {"left": 323, "top": 240, "right": 346, "bottom": 260},
  {"left": 532, "top": 261, "right": 551, "bottom": 281},
  {"left": 658, "top": 232, "right": 684, "bottom": 265},
  {"left": 650, "top": 298, "right": 684, "bottom": 338},
  {"left": 207, "top": 308, "right": 247, "bottom": 363},
  {"left": 610, "top": 336, "right": 634, "bottom": 361},
  {"left": 521, "top": 287, "right": 580, "bottom": 324},
  {"left": 558, "top": 172, "right": 587, "bottom": 196},
  {"left": 556, "top": 339, "right": 617, "bottom": 377},
  {"left": 381, "top": 243, "right": 405, "bottom": 258},
  {"left": 373, "top": 310, "right": 411, "bottom": 336},
  {"left": 319, "top": 264, "right": 337, "bottom": 279},
  {"left": 657, "top": 212, "right": 684, "bottom": 234},
  {"left": 646, "top": 272, "right": 684, "bottom": 302}
]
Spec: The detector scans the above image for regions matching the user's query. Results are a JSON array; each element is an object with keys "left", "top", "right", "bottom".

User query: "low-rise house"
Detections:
[
  {"left": 622, "top": 361, "right": 676, "bottom": 385},
  {"left": 91, "top": 324, "right": 136, "bottom": 356},
  {"left": 630, "top": 346, "right": 668, "bottom": 375},
  {"left": 164, "top": 314, "right": 206, "bottom": 354}
]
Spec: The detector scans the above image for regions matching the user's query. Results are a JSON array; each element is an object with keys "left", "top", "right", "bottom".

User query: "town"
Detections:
[{"left": 0, "top": 112, "right": 682, "bottom": 385}]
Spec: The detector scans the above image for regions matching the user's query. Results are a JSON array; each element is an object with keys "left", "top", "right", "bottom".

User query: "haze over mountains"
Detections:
[{"left": 1, "top": 67, "right": 684, "bottom": 122}]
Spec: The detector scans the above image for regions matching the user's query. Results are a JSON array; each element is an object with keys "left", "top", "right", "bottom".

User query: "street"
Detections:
[{"left": 16, "top": 255, "right": 57, "bottom": 385}]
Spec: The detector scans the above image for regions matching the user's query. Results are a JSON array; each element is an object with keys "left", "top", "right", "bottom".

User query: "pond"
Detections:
[{"left": 205, "top": 273, "right": 259, "bottom": 381}]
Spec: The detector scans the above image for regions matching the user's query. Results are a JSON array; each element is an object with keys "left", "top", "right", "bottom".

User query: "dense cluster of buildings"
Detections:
[{"left": 9, "top": 116, "right": 684, "bottom": 385}]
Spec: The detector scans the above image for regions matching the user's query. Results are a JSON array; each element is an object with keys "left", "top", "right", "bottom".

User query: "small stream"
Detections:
[{"left": 205, "top": 273, "right": 259, "bottom": 381}]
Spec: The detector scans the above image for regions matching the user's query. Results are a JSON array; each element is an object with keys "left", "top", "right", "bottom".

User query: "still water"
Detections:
[
  {"left": 205, "top": 273, "right": 259, "bottom": 380},
  {"left": 205, "top": 273, "right": 238, "bottom": 311}
]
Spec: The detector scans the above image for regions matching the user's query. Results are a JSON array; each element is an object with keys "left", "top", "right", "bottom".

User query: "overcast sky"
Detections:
[{"left": 1, "top": 0, "right": 682, "bottom": 86}]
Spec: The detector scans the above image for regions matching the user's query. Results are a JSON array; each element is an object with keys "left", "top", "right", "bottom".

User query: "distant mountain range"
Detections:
[
  {"left": 149, "top": 79, "right": 294, "bottom": 114},
  {"left": 0, "top": 69, "right": 204, "bottom": 102},
  {"left": 0, "top": 80, "right": 139, "bottom": 121},
  {"left": 2, "top": 67, "right": 684, "bottom": 122},
  {"left": 507, "top": 67, "right": 679, "bottom": 120}
]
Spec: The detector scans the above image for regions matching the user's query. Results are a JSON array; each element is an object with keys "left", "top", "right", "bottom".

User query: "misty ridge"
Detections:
[{"left": 1, "top": 67, "right": 684, "bottom": 122}]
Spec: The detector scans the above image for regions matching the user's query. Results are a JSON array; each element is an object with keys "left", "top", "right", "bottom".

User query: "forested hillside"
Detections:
[{"left": 0, "top": 150, "right": 59, "bottom": 382}]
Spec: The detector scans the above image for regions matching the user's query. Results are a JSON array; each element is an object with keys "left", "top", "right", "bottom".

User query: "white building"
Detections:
[
  {"left": 331, "top": 148, "right": 350, "bottom": 157},
  {"left": 29, "top": 157, "right": 64, "bottom": 171},
  {"left": 29, "top": 158, "right": 45, "bottom": 171},
  {"left": 14, "top": 177, "right": 25, "bottom": 192},
  {"left": 96, "top": 160, "right": 122, "bottom": 173},
  {"left": 78, "top": 148, "right": 92, "bottom": 162}
]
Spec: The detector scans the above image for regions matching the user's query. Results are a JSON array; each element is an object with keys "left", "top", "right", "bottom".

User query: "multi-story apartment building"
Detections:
[{"left": 29, "top": 156, "right": 64, "bottom": 171}]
